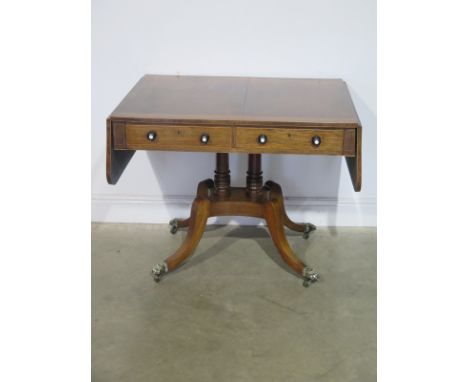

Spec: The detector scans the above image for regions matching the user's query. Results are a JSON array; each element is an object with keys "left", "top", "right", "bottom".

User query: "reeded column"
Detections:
[
  {"left": 214, "top": 153, "right": 230, "bottom": 196},
  {"left": 246, "top": 154, "right": 263, "bottom": 197}
]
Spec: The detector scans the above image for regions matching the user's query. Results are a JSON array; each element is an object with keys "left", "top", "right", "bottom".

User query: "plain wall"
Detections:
[{"left": 92, "top": 0, "right": 376, "bottom": 226}]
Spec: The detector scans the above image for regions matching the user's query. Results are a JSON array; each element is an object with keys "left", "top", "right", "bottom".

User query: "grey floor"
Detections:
[{"left": 92, "top": 223, "right": 376, "bottom": 382}]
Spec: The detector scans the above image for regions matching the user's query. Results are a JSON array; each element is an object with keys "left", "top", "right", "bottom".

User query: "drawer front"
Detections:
[
  {"left": 123, "top": 124, "right": 232, "bottom": 152},
  {"left": 234, "top": 127, "right": 355, "bottom": 155}
]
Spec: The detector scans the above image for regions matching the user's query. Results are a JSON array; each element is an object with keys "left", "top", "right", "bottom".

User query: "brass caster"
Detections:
[
  {"left": 151, "top": 263, "right": 168, "bottom": 283},
  {"left": 169, "top": 219, "right": 178, "bottom": 234},
  {"left": 303, "top": 223, "right": 316, "bottom": 239},
  {"left": 302, "top": 267, "right": 319, "bottom": 287}
]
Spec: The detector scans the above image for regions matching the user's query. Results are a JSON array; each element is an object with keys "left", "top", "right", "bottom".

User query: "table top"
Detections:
[
  {"left": 110, "top": 75, "right": 361, "bottom": 128},
  {"left": 107, "top": 74, "right": 362, "bottom": 190}
]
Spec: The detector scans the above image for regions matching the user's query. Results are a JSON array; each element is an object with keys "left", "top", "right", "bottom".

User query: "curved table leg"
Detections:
[
  {"left": 264, "top": 199, "right": 319, "bottom": 287},
  {"left": 152, "top": 179, "right": 213, "bottom": 283},
  {"left": 168, "top": 179, "right": 214, "bottom": 234},
  {"left": 152, "top": 197, "right": 210, "bottom": 282},
  {"left": 265, "top": 180, "right": 316, "bottom": 239}
]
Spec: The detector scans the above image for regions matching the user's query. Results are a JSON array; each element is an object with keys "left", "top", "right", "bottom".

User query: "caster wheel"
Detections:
[
  {"left": 303, "top": 223, "right": 316, "bottom": 239},
  {"left": 151, "top": 263, "right": 167, "bottom": 283},
  {"left": 302, "top": 267, "right": 319, "bottom": 287},
  {"left": 169, "top": 219, "right": 178, "bottom": 234}
]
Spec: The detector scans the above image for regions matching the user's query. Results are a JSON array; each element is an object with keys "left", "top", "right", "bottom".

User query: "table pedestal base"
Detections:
[{"left": 152, "top": 153, "right": 319, "bottom": 287}]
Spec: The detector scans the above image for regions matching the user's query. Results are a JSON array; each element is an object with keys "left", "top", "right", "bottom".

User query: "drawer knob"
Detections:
[
  {"left": 311, "top": 135, "right": 321, "bottom": 147},
  {"left": 258, "top": 134, "right": 267, "bottom": 145},
  {"left": 200, "top": 133, "right": 210, "bottom": 144},
  {"left": 147, "top": 131, "right": 157, "bottom": 142}
]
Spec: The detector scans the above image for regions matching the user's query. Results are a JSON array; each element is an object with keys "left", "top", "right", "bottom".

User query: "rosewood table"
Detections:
[{"left": 106, "top": 75, "right": 362, "bottom": 287}]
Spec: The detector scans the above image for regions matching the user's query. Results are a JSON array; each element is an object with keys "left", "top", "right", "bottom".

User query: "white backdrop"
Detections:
[{"left": 92, "top": 0, "right": 376, "bottom": 226}]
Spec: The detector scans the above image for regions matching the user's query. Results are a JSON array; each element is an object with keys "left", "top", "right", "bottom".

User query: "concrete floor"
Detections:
[{"left": 92, "top": 223, "right": 376, "bottom": 382}]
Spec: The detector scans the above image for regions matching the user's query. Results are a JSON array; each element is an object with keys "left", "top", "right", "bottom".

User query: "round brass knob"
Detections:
[
  {"left": 147, "top": 131, "right": 157, "bottom": 141},
  {"left": 258, "top": 134, "right": 267, "bottom": 145},
  {"left": 200, "top": 133, "right": 210, "bottom": 144},
  {"left": 311, "top": 135, "right": 321, "bottom": 147}
]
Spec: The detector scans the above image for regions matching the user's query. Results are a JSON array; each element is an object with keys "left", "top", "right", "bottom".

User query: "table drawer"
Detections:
[
  {"left": 234, "top": 127, "right": 356, "bottom": 155},
  {"left": 121, "top": 124, "right": 232, "bottom": 152}
]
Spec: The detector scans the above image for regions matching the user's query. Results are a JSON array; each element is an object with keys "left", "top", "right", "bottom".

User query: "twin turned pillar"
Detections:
[{"left": 214, "top": 153, "right": 263, "bottom": 197}]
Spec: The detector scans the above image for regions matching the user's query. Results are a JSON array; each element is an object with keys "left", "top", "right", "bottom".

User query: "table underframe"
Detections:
[{"left": 151, "top": 153, "right": 319, "bottom": 287}]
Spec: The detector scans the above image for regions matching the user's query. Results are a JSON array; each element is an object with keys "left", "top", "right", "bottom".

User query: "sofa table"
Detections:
[{"left": 106, "top": 75, "right": 362, "bottom": 287}]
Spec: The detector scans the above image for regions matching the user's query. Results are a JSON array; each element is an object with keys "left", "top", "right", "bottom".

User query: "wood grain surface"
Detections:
[
  {"left": 123, "top": 124, "right": 232, "bottom": 152},
  {"left": 116, "top": 123, "right": 356, "bottom": 156},
  {"left": 107, "top": 75, "right": 362, "bottom": 191},
  {"left": 234, "top": 127, "right": 351, "bottom": 155},
  {"left": 110, "top": 75, "right": 361, "bottom": 127}
]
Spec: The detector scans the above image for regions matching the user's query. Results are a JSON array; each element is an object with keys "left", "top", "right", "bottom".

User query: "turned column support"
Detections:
[
  {"left": 214, "top": 153, "right": 231, "bottom": 197},
  {"left": 246, "top": 154, "right": 263, "bottom": 197}
]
